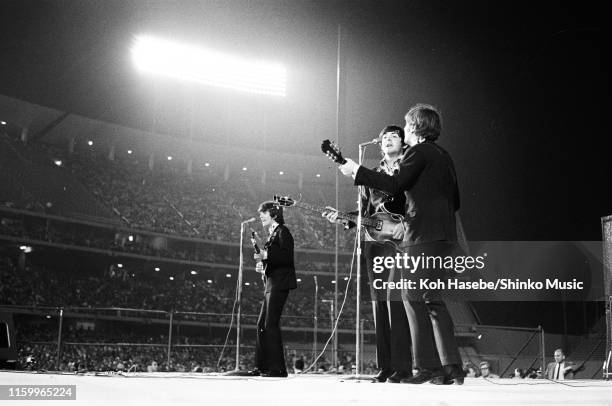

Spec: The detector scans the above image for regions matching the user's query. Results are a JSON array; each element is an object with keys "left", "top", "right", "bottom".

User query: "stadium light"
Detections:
[
  {"left": 242, "top": 167, "right": 247, "bottom": 171},
  {"left": 279, "top": 171, "right": 284, "bottom": 175},
  {"left": 297, "top": 278, "right": 301, "bottom": 282},
  {"left": 204, "top": 162, "right": 210, "bottom": 167},
  {"left": 87, "top": 140, "right": 93, "bottom": 146},
  {"left": 190, "top": 270, "right": 197, "bottom": 275},
  {"left": 167, "top": 156, "right": 172, "bottom": 161},
  {"left": 131, "top": 35, "right": 287, "bottom": 97},
  {"left": 169, "top": 276, "right": 174, "bottom": 281},
  {"left": 0, "top": 121, "right": 6, "bottom": 125},
  {"left": 154, "top": 267, "right": 160, "bottom": 272},
  {"left": 207, "top": 279, "right": 213, "bottom": 284},
  {"left": 225, "top": 273, "right": 232, "bottom": 278},
  {"left": 127, "top": 150, "right": 133, "bottom": 154},
  {"left": 316, "top": 174, "right": 321, "bottom": 178},
  {"left": 54, "top": 159, "right": 62, "bottom": 166}
]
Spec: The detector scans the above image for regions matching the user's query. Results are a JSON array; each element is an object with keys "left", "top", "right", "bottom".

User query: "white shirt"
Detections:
[
  {"left": 268, "top": 222, "right": 279, "bottom": 236},
  {"left": 553, "top": 362, "right": 565, "bottom": 380}
]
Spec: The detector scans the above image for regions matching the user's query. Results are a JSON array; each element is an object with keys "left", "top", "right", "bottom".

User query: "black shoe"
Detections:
[
  {"left": 260, "top": 370, "right": 288, "bottom": 378},
  {"left": 431, "top": 364, "right": 466, "bottom": 385},
  {"left": 245, "top": 369, "right": 264, "bottom": 376},
  {"left": 371, "top": 368, "right": 393, "bottom": 383},
  {"left": 386, "top": 370, "right": 413, "bottom": 383},
  {"left": 400, "top": 368, "right": 444, "bottom": 384}
]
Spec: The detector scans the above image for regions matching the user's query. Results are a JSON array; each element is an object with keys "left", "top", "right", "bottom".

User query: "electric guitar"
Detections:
[
  {"left": 273, "top": 195, "right": 405, "bottom": 248},
  {"left": 321, "top": 139, "right": 347, "bottom": 165}
]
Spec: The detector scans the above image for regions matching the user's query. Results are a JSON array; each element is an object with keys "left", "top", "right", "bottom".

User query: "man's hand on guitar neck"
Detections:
[
  {"left": 322, "top": 207, "right": 349, "bottom": 228},
  {"left": 339, "top": 158, "right": 360, "bottom": 179},
  {"left": 254, "top": 250, "right": 267, "bottom": 261}
]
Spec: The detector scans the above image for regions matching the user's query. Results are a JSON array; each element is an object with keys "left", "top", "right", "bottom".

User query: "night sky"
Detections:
[{"left": 1, "top": 0, "right": 610, "bottom": 331}]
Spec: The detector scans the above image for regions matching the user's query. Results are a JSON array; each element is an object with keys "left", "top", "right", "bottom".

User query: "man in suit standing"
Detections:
[
  {"left": 324, "top": 125, "right": 413, "bottom": 383},
  {"left": 546, "top": 348, "right": 579, "bottom": 380},
  {"left": 338, "top": 104, "right": 464, "bottom": 385},
  {"left": 249, "top": 201, "right": 297, "bottom": 377}
]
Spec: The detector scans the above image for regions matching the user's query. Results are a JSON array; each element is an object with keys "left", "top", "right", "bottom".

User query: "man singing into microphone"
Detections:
[
  {"left": 324, "top": 125, "right": 413, "bottom": 383},
  {"left": 337, "top": 104, "right": 464, "bottom": 385},
  {"left": 248, "top": 201, "right": 297, "bottom": 377}
]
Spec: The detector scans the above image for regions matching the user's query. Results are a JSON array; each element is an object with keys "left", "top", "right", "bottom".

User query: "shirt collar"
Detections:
[
  {"left": 379, "top": 154, "right": 403, "bottom": 175},
  {"left": 268, "top": 221, "right": 279, "bottom": 235}
]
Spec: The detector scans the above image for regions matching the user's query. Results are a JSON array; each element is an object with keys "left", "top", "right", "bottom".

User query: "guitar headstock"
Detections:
[
  {"left": 321, "top": 139, "right": 347, "bottom": 165},
  {"left": 273, "top": 194, "right": 296, "bottom": 208}
]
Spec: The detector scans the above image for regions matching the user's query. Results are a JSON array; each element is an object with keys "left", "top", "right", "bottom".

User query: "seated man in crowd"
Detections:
[
  {"left": 545, "top": 348, "right": 581, "bottom": 380},
  {"left": 478, "top": 361, "right": 499, "bottom": 379}
]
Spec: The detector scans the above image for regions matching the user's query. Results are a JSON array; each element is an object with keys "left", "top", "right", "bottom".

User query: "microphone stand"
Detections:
[
  {"left": 346, "top": 141, "right": 373, "bottom": 380},
  {"left": 225, "top": 218, "right": 254, "bottom": 374},
  {"left": 234, "top": 220, "right": 246, "bottom": 371}
]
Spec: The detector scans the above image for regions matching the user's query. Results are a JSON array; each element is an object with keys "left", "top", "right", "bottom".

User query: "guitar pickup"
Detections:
[{"left": 375, "top": 221, "right": 383, "bottom": 231}]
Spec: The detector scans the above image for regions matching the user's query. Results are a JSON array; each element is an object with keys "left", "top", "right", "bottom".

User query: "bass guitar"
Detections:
[{"left": 273, "top": 195, "right": 404, "bottom": 248}]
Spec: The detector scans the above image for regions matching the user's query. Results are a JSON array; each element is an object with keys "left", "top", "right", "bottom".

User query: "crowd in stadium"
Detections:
[
  {"left": 29, "top": 140, "right": 356, "bottom": 250},
  {"left": 0, "top": 255, "right": 372, "bottom": 329},
  {"left": 13, "top": 315, "right": 373, "bottom": 374}
]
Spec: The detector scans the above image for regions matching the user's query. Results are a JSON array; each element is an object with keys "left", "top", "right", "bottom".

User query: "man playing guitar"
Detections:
[{"left": 323, "top": 125, "right": 413, "bottom": 383}]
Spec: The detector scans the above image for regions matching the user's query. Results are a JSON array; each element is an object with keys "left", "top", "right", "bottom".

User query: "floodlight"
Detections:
[{"left": 132, "top": 35, "right": 287, "bottom": 97}]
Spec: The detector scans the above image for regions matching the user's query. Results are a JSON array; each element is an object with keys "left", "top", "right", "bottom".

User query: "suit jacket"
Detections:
[
  {"left": 263, "top": 224, "right": 297, "bottom": 292},
  {"left": 354, "top": 141, "right": 459, "bottom": 247},
  {"left": 546, "top": 361, "right": 577, "bottom": 380}
]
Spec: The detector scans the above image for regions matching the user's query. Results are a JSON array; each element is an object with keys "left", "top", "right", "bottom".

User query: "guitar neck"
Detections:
[{"left": 290, "top": 201, "right": 379, "bottom": 228}]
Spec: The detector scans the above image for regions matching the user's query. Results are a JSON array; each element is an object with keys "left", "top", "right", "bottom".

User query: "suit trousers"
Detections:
[
  {"left": 365, "top": 242, "right": 412, "bottom": 372},
  {"left": 256, "top": 289, "right": 289, "bottom": 372},
  {"left": 400, "top": 241, "right": 461, "bottom": 369}
]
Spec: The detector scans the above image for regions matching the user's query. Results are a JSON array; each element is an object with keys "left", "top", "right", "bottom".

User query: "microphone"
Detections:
[
  {"left": 241, "top": 217, "right": 256, "bottom": 224},
  {"left": 358, "top": 138, "right": 380, "bottom": 147}
]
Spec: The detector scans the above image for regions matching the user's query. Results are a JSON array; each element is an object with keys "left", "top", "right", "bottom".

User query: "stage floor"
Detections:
[{"left": 1, "top": 371, "right": 611, "bottom": 405}]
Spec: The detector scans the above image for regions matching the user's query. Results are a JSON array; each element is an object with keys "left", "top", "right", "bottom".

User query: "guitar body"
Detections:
[{"left": 362, "top": 209, "right": 405, "bottom": 249}]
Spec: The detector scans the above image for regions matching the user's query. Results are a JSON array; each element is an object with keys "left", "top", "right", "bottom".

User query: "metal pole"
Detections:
[
  {"left": 167, "top": 310, "right": 173, "bottom": 370},
  {"left": 56, "top": 308, "right": 63, "bottom": 371},
  {"left": 235, "top": 222, "right": 245, "bottom": 370},
  {"left": 360, "top": 318, "right": 365, "bottom": 373},
  {"left": 353, "top": 143, "right": 367, "bottom": 376},
  {"left": 313, "top": 275, "right": 319, "bottom": 371},
  {"left": 333, "top": 23, "right": 342, "bottom": 372},
  {"left": 539, "top": 325, "right": 545, "bottom": 379}
]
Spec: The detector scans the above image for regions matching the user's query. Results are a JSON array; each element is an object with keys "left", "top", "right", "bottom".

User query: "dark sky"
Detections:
[{"left": 1, "top": 0, "right": 610, "bottom": 242}]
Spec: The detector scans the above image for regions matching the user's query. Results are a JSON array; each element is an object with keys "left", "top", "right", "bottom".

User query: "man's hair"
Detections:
[
  {"left": 378, "top": 125, "right": 405, "bottom": 144},
  {"left": 479, "top": 361, "right": 491, "bottom": 368},
  {"left": 258, "top": 201, "right": 285, "bottom": 224},
  {"left": 554, "top": 348, "right": 565, "bottom": 355},
  {"left": 405, "top": 103, "right": 442, "bottom": 141}
]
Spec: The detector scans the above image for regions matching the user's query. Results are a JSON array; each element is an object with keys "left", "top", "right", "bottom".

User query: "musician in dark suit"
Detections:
[
  {"left": 250, "top": 201, "right": 297, "bottom": 377},
  {"left": 339, "top": 104, "right": 464, "bottom": 384},
  {"left": 324, "top": 125, "right": 413, "bottom": 383}
]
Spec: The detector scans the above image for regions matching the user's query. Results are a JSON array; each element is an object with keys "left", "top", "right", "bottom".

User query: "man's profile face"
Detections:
[
  {"left": 259, "top": 210, "right": 273, "bottom": 228},
  {"left": 554, "top": 350, "right": 565, "bottom": 363},
  {"left": 403, "top": 118, "right": 418, "bottom": 146}
]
